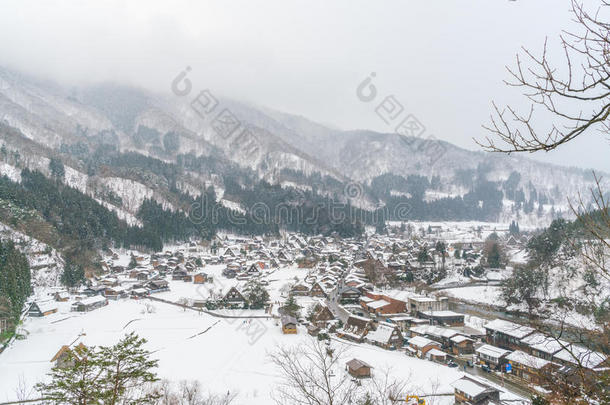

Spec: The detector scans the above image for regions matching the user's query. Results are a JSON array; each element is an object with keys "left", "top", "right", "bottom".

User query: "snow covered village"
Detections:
[
  {"left": 0, "top": 1, "right": 609, "bottom": 404},
  {"left": 1, "top": 220, "right": 608, "bottom": 404}
]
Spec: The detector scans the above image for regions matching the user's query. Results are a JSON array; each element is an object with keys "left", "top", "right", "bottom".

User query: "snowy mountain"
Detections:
[{"left": 0, "top": 65, "right": 606, "bottom": 230}]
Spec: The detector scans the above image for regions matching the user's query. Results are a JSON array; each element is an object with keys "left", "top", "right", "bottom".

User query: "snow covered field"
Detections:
[
  {"left": 442, "top": 285, "right": 505, "bottom": 306},
  {"left": 1, "top": 296, "right": 467, "bottom": 404}
]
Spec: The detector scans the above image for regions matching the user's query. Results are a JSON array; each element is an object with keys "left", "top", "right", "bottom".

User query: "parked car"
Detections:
[
  {"left": 447, "top": 360, "right": 458, "bottom": 368},
  {"left": 466, "top": 360, "right": 474, "bottom": 368},
  {"left": 481, "top": 364, "right": 491, "bottom": 373}
]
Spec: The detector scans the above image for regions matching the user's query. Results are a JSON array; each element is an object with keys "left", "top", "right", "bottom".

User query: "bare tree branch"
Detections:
[{"left": 478, "top": 0, "right": 610, "bottom": 153}]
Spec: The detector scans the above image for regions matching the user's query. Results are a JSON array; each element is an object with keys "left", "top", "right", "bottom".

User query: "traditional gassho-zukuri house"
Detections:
[
  {"left": 365, "top": 322, "right": 402, "bottom": 350},
  {"left": 28, "top": 301, "right": 58, "bottom": 317}
]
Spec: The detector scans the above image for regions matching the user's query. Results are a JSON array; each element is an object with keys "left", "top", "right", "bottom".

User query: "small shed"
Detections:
[
  {"left": 426, "top": 348, "right": 447, "bottom": 363},
  {"left": 307, "top": 324, "right": 320, "bottom": 336},
  {"left": 346, "top": 358, "right": 372, "bottom": 378},
  {"left": 281, "top": 314, "right": 298, "bottom": 334}
]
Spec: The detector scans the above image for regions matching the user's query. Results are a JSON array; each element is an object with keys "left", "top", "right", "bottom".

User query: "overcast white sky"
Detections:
[{"left": 0, "top": 0, "right": 608, "bottom": 171}]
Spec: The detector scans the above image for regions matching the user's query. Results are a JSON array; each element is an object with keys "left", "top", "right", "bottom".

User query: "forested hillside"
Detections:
[{"left": 0, "top": 240, "right": 30, "bottom": 339}]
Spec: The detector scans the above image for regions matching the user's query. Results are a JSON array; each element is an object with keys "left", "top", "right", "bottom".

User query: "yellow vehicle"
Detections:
[{"left": 405, "top": 395, "right": 425, "bottom": 405}]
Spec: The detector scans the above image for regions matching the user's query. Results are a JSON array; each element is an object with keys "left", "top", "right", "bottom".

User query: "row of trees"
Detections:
[{"left": 381, "top": 177, "right": 504, "bottom": 222}]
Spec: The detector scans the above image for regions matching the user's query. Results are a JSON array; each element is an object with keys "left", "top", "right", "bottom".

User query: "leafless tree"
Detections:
[
  {"left": 149, "top": 380, "right": 237, "bottom": 405},
  {"left": 269, "top": 339, "right": 356, "bottom": 405},
  {"left": 269, "top": 338, "right": 414, "bottom": 405},
  {"left": 155, "top": 379, "right": 177, "bottom": 405},
  {"left": 531, "top": 311, "right": 609, "bottom": 405},
  {"left": 477, "top": 2, "right": 610, "bottom": 400},
  {"left": 198, "top": 392, "right": 237, "bottom": 405},
  {"left": 141, "top": 302, "right": 157, "bottom": 314},
  {"left": 179, "top": 380, "right": 202, "bottom": 405},
  {"left": 359, "top": 367, "right": 412, "bottom": 405},
  {"left": 177, "top": 298, "right": 190, "bottom": 311},
  {"left": 569, "top": 173, "right": 610, "bottom": 281},
  {"left": 14, "top": 375, "right": 34, "bottom": 402},
  {"left": 478, "top": 0, "right": 610, "bottom": 153}
]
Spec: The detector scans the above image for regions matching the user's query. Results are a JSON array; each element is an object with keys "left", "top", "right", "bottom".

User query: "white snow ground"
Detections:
[
  {"left": 0, "top": 298, "right": 462, "bottom": 404},
  {"left": 0, "top": 269, "right": 526, "bottom": 404}
]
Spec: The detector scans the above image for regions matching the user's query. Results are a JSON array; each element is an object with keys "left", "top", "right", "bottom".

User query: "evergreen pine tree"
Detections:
[
  {"left": 128, "top": 254, "right": 138, "bottom": 269},
  {"left": 244, "top": 280, "right": 270, "bottom": 309},
  {"left": 49, "top": 157, "right": 65, "bottom": 179},
  {"left": 487, "top": 243, "right": 502, "bottom": 268},
  {"left": 38, "top": 345, "right": 104, "bottom": 404},
  {"left": 0, "top": 240, "right": 31, "bottom": 324},
  {"left": 282, "top": 294, "right": 301, "bottom": 318},
  {"left": 37, "top": 333, "right": 159, "bottom": 405},
  {"left": 97, "top": 333, "right": 160, "bottom": 404},
  {"left": 61, "top": 262, "right": 85, "bottom": 288}
]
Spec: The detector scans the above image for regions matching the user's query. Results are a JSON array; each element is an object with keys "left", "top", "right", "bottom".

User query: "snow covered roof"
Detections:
[
  {"left": 281, "top": 315, "right": 297, "bottom": 326},
  {"left": 388, "top": 315, "right": 415, "bottom": 321},
  {"left": 366, "top": 324, "right": 397, "bottom": 344},
  {"left": 32, "top": 301, "right": 57, "bottom": 313},
  {"left": 426, "top": 348, "right": 446, "bottom": 357},
  {"left": 346, "top": 358, "right": 372, "bottom": 370},
  {"left": 451, "top": 376, "right": 498, "bottom": 398},
  {"left": 484, "top": 319, "right": 535, "bottom": 339},
  {"left": 506, "top": 350, "right": 551, "bottom": 370},
  {"left": 411, "top": 325, "right": 458, "bottom": 339},
  {"left": 520, "top": 333, "right": 566, "bottom": 355},
  {"left": 107, "top": 286, "right": 128, "bottom": 293},
  {"left": 347, "top": 314, "right": 371, "bottom": 323},
  {"left": 407, "top": 336, "right": 438, "bottom": 348},
  {"left": 554, "top": 345, "right": 607, "bottom": 369},
  {"left": 475, "top": 344, "right": 511, "bottom": 359},
  {"left": 75, "top": 296, "right": 107, "bottom": 306},
  {"left": 450, "top": 335, "right": 473, "bottom": 344},
  {"left": 367, "top": 299, "right": 390, "bottom": 309},
  {"left": 418, "top": 310, "right": 463, "bottom": 318},
  {"left": 409, "top": 295, "right": 437, "bottom": 303},
  {"left": 382, "top": 290, "right": 413, "bottom": 302}
]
